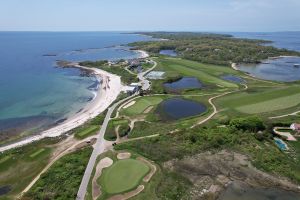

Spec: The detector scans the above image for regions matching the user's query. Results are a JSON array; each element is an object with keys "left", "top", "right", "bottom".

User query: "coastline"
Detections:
[{"left": 0, "top": 64, "right": 123, "bottom": 152}]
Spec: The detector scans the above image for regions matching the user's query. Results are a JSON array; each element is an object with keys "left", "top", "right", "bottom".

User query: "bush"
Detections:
[{"left": 229, "top": 116, "right": 265, "bottom": 132}]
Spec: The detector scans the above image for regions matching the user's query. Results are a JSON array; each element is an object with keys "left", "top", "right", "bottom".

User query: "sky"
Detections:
[{"left": 0, "top": 0, "right": 300, "bottom": 32}]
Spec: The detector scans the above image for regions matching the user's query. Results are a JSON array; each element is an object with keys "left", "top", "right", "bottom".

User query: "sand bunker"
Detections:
[
  {"left": 92, "top": 157, "right": 114, "bottom": 200},
  {"left": 117, "top": 152, "right": 131, "bottom": 160},
  {"left": 123, "top": 101, "right": 136, "bottom": 109},
  {"left": 108, "top": 185, "right": 145, "bottom": 200}
]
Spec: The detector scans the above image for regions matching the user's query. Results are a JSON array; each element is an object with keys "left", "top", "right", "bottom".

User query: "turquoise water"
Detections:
[
  {"left": 274, "top": 138, "right": 288, "bottom": 150},
  {"left": 0, "top": 32, "right": 150, "bottom": 140}
]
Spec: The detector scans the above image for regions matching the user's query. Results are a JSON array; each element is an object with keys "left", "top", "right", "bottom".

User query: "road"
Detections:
[
  {"left": 76, "top": 60, "right": 157, "bottom": 200},
  {"left": 76, "top": 95, "right": 135, "bottom": 200}
]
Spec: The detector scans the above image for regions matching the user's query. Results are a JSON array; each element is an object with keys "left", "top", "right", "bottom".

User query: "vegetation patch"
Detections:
[
  {"left": 24, "top": 147, "right": 92, "bottom": 200},
  {"left": 100, "top": 159, "right": 149, "bottom": 194},
  {"left": 105, "top": 118, "right": 130, "bottom": 141},
  {"left": 0, "top": 138, "right": 56, "bottom": 200}
]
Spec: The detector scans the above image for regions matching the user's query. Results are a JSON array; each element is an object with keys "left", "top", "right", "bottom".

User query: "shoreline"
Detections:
[{"left": 0, "top": 63, "right": 123, "bottom": 152}]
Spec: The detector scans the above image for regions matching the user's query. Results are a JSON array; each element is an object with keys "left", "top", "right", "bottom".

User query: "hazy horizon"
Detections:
[{"left": 1, "top": 0, "right": 300, "bottom": 32}]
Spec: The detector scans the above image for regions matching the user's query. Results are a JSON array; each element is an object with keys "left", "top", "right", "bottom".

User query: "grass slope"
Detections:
[
  {"left": 155, "top": 57, "right": 238, "bottom": 88},
  {"left": 123, "top": 96, "right": 164, "bottom": 116}
]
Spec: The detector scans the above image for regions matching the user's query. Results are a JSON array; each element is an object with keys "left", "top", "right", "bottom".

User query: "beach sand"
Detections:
[{"left": 0, "top": 64, "right": 123, "bottom": 152}]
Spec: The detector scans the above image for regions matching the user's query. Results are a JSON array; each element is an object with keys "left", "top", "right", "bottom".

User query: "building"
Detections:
[
  {"left": 145, "top": 71, "right": 165, "bottom": 80},
  {"left": 125, "top": 83, "right": 142, "bottom": 95},
  {"left": 290, "top": 123, "right": 300, "bottom": 132}
]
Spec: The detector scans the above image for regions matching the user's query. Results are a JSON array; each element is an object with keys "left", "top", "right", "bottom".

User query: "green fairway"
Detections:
[
  {"left": 75, "top": 125, "right": 99, "bottom": 139},
  {"left": 29, "top": 148, "right": 46, "bottom": 158},
  {"left": 123, "top": 96, "right": 164, "bottom": 115},
  {"left": 236, "top": 92, "right": 300, "bottom": 114},
  {"left": 155, "top": 57, "right": 238, "bottom": 88},
  {"left": 217, "top": 86, "right": 300, "bottom": 114},
  {"left": 100, "top": 159, "right": 149, "bottom": 194}
]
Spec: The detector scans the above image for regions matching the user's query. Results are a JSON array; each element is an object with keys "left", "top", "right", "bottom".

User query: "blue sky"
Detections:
[{"left": 0, "top": 0, "right": 299, "bottom": 31}]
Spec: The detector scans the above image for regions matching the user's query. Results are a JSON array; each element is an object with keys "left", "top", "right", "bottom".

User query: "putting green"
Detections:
[{"left": 100, "top": 159, "right": 149, "bottom": 194}]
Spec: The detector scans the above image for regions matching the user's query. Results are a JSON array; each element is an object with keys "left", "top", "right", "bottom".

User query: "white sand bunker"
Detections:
[
  {"left": 92, "top": 157, "right": 114, "bottom": 200},
  {"left": 117, "top": 152, "right": 131, "bottom": 160},
  {"left": 99, "top": 157, "right": 114, "bottom": 167},
  {"left": 123, "top": 101, "right": 136, "bottom": 109}
]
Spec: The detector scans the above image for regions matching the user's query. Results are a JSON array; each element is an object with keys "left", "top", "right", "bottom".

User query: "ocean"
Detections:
[
  {"left": 230, "top": 31, "right": 300, "bottom": 52},
  {"left": 0, "top": 32, "right": 150, "bottom": 143}
]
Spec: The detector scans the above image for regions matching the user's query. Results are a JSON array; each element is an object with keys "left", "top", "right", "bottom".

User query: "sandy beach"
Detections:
[{"left": 0, "top": 64, "right": 123, "bottom": 152}]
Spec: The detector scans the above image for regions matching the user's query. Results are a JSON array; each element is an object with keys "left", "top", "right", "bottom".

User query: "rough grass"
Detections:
[
  {"left": 100, "top": 159, "right": 149, "bottom": 194},
  {"left": 0, "top": 139, "right": 55, "bottom": 200},
  {"left": 24, "top": 147, "right": 92, "bottom": 200},
  {"left": 122, "top": 96, "right": 164, "bottom": 116}
]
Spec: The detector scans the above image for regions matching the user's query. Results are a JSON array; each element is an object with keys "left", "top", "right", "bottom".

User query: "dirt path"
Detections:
[
  {"left": 191, "top": 84, "right": 248, "bottom": 128},
  {"left": 20, "top": 135, "right": 97, "bottom": 197},
  {"left": 269, "top": 110, "right": 300, "bottom": 119}
]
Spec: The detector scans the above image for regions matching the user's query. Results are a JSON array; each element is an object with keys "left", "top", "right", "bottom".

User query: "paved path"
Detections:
[
  {"left": 76, "top": 95, "right": 135, "bottom": 200},
  {"left": 269, "top": 110, "right": 300, "bottom": 119},
  {"left": 76, "top": 60, "right": 157, "bottom": 200}
]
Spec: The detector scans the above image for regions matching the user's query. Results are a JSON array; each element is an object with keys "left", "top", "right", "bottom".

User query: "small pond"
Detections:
[
  {"left": 157, "top": 98, "right": 207, "bottom": 120},
  {"left": 274, "top": 138, "right": 288, "bottom": 151},
  {"left": 218, "top": 181, "right": 300, "bottom": 200},
  {"left": 237, "top": 56, "right": 300, "bottom": 82},
  {"left": 0, "top": 185, "right": 11, "bottom": 196},
  {"left": 164, "top": 77, "right": 203, "bottom": 90},
  {"left": 159, "top": 49, "right": 178, "bottom": 57},
  {"left": 221, "top": 75, "right": 245, "bottom": 83}
]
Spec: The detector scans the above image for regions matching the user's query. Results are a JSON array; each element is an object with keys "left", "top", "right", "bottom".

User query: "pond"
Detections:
[
  {"left": 218, "top": 181, "right": 300, "bottom": 200},
  {"left": 0, "top": 185, "right": 11, "bottom": 196},
  {"left": 274, "top": 138, "right": 288, "bottom": 151},
  {"left": 221, "top": 75, "right": 245, "bottom": 83},
  {"left": 159, "top": 49, "right": 178, "bottom": 57},
  {"left": 164, "top": 77, "right": 203, "bottom": 90},
  {"left": 157, "top": 98, "right": 207, "bottom": 120},
  {"left": 237, "top": 56, "right": 300, "bottom": 82}
]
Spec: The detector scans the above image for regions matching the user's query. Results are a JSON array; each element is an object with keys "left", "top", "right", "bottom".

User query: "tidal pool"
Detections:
[
  {"left": 157, "top": 98, "right": 207, "bottom": 120},
  {"left": 164, "top": 77, "right": 203, "bottom": 90},
  {"left": 159, "top": 49, "right": 178, "bottom": 57},
  {"left": 237, "top": 56, "right": 300, "bottom": 82},
  {"left": 218, "top": 181, "right": 300, "bottom": 200}
]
